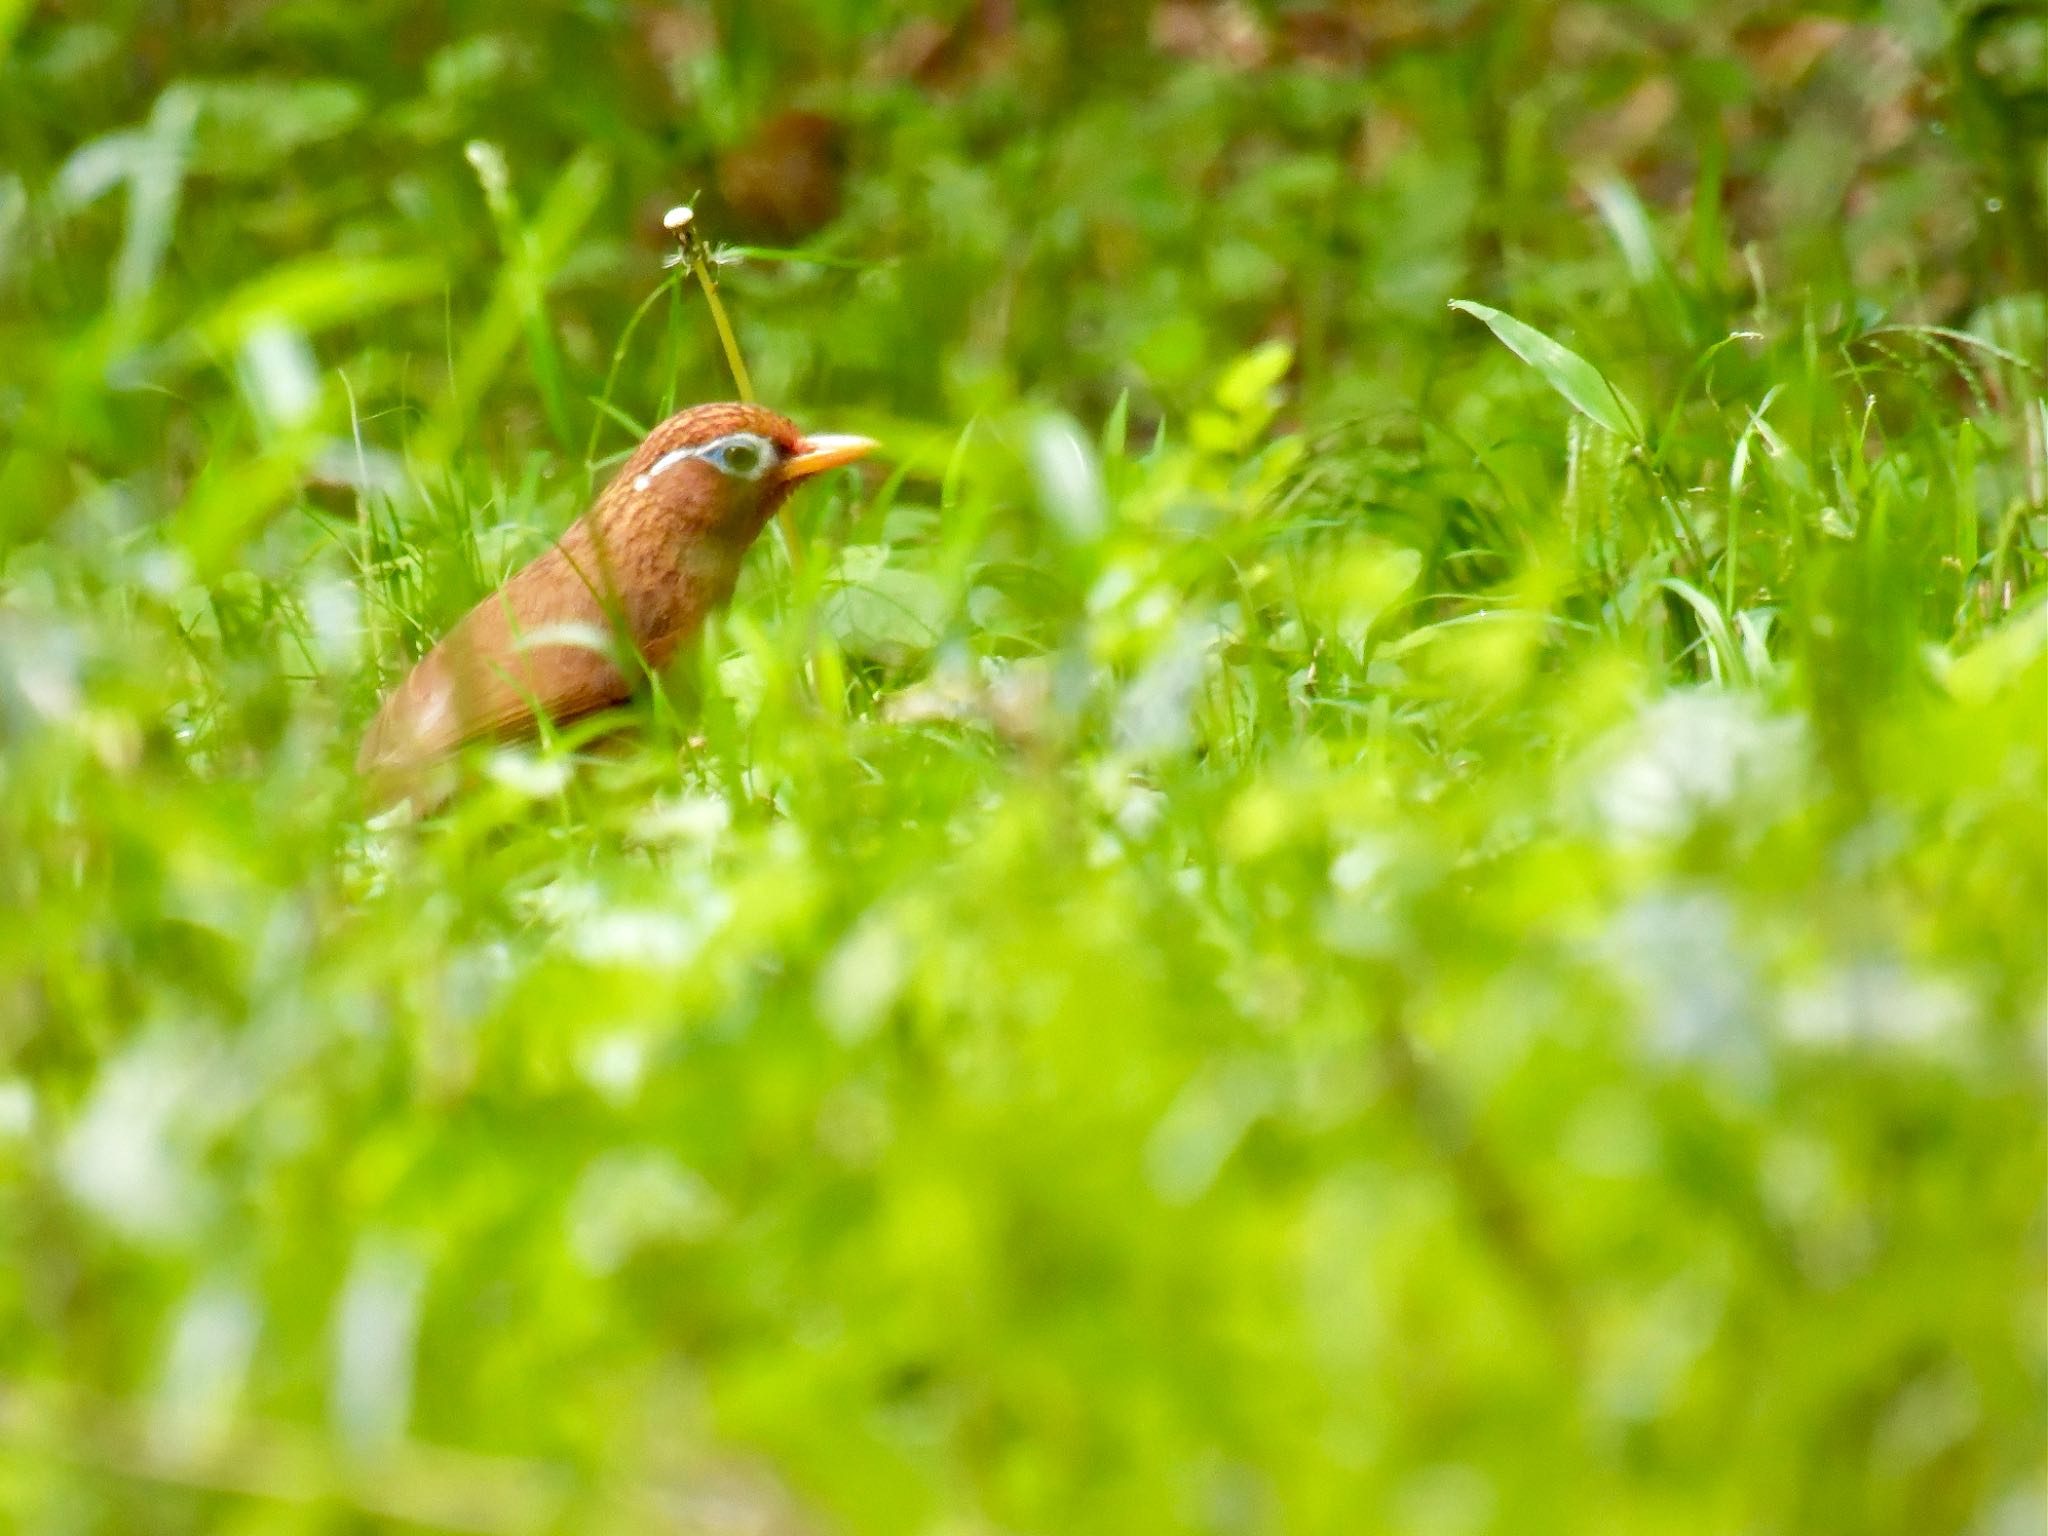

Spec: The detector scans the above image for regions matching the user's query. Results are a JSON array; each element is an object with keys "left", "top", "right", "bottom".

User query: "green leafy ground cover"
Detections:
[{"left": 0, "top": 3, "right": 2043, "bottom": 1533}]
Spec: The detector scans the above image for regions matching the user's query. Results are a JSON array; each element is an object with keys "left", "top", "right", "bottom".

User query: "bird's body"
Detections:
[{"left": 359, "top": 402, "right": 873, "bottom": 804}]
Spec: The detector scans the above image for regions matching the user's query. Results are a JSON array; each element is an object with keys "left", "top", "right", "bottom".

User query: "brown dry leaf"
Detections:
[
  {"left": 1573, "top": 75, "right": 1680, "bottom": 172},
  {"left": 869, "top": 18, "right": 953, "bottom": 83},
  {"left": 1276, "top": 8, "right": 1372, "bottom": 71},
  {"left": 1851, "top": 26, "right": 1923, "bottom": 156},
  {"left": 716, "top": 110, "right": 846, "bottom": 243},
  {"left": 1358, "top": 107, "right": 1418, "bottom": 180},
  {"left": 1279, "top": 0, "right": 1451, "bottom": 63},
  {"left": 885, "top": 661, "right": 1054, "bottom": 749},
  {"left": 868, "top": 0, "right": 1018, "bottom": 90},
  {"left": 1737, "top": 16, "right": 1853, "bottom": 88},
  {"left": 637, "top": 2, "right": 716, "bottom": 71},
  {"left": 1153, "top": 1, "right": 1270, "bottom": 70}
]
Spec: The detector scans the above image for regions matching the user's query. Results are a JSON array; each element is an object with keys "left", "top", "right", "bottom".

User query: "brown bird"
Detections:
[{"left": 358, "top": 402, "right": 875, "bottom": 805}]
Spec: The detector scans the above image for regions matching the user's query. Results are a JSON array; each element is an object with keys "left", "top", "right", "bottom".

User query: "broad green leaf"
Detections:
[
  {"left": 184, "top": 78, "right": 365, "bottom": 178},
  {"left": 176, "top": 254, "right": 443, "bottom": 360},
  {"left": 1027, "top": 414, "right": 1108, "bottom": 545},
  {"left": 0, "top": 0, "right": 28, "bottom": 57},
  {"left": 1298, "top": 542, "right": 1424, "bottom": 657},
  {"left": 1943, "top": 592, "right": 2047, "bottom": 704},
  {"left": 1214, "top": 339, "right": 1294, "bottom": 415},
  {"left": 822, "top": 545, "right": 949, "bottom": 659},
  {"left": 113, "top": 86, "right": 198, "bottom": 311}
]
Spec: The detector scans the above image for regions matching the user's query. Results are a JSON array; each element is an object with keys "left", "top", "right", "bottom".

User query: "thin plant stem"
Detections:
[
  {"left": 689, "top": 246, "right": 754, "bottom": 403},
  {"left": 665, "top": 205, "right": 801, "bottom": 572}
]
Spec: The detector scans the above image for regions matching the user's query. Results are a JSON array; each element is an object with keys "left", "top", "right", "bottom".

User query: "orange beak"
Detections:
[{"left": 782, "top": 433, "right": 878, "bottom": 481}]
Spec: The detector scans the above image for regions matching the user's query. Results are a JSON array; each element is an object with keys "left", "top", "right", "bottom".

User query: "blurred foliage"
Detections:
[{"left": 1, "top": 1, "right": 2045, "bottom": 1533}]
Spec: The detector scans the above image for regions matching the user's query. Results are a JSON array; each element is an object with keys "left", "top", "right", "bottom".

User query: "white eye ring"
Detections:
[
  {"left": 700, "top": 433, "right": 776, "bottom": 481},
  {"left": 633, "top": 432, "right": 780, "bottom": 492}
]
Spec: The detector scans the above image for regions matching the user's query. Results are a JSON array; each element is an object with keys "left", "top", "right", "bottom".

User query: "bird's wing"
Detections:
[{"left": 356, "top": 547, "right": 638, "bottom": 777}]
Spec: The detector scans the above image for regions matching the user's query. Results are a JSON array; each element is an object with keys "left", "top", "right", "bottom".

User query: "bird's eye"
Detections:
[{"left": 704, "top": 435, "right": 772, "bottom": 480}]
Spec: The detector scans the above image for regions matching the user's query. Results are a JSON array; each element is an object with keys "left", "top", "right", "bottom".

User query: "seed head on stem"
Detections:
[{"left": 663, "top": 203, "right": 789, "bottom": 565}]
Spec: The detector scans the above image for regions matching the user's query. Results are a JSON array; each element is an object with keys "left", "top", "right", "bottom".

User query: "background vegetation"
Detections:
[{"left": 1, "top": 1, "right": 2044, "bottom": 1532}]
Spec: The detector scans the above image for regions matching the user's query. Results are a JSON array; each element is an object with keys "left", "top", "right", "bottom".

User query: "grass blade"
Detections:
[{"left": 1450, "top": 299, "right": 1642, "bottom": 442}]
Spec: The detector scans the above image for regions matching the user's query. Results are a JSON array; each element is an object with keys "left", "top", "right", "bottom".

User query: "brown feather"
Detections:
[{"left": 358, "top": 403, "right": 816, "bottom": 803}]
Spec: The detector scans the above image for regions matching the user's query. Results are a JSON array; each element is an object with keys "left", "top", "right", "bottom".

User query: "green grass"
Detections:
[{"left": 1, "top": 4, "right": 2044, "bottom": 1534}]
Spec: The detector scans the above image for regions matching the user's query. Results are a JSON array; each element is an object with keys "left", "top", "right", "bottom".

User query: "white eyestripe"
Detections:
[{"left": 632, "top": 432, "right": 779, "bottom": 492}]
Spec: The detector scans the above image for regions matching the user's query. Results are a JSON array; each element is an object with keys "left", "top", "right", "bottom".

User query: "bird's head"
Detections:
[{"left": 603, "top": 401, "right": 876, "bottom": 547}]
